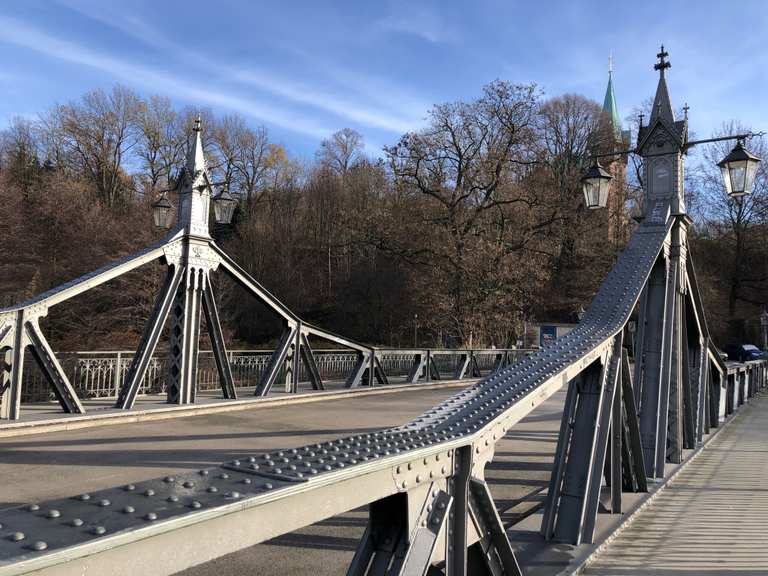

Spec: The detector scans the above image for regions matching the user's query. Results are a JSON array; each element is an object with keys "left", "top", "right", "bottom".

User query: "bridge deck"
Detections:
[
  {"left": 0, "top": 384, "right": 565, "bottom": 575},
  {"left": 584, "top": 391, "right": 768, "bottom": 575}
]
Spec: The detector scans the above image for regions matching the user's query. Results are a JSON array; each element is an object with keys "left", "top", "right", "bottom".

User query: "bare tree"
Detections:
[
  {"left": 690, "top": 124, "right": 768, "bottom": 339},
  {"left": 57, "top": 85, "right": 142, "bottom": 205},
  {"left": 318, "top": 128, "right": 364, "bottom": 176}
]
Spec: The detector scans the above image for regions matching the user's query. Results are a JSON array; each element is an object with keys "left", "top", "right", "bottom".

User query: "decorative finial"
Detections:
[
  {"left": 193, "top": 114, "right": 202, "bottom": 132},
  {"left": 654, "top": 44, "right": 671, "bottom": 74},
  {"left": 608, "top": 51, "right": 613, "bottom": 75},
  {"left": 683, "top": 103, "right": 689, "bottom": 120},
  {"left": 639, "top": 112, "right": 644, "bottom": 128}
]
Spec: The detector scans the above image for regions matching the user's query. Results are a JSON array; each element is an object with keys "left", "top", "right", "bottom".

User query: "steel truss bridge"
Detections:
[{"left": 0, "top": 55, "right": 766, "bottom": 576}]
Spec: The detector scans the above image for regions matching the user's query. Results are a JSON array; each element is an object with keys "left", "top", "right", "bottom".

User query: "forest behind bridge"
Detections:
[{"left": 0, "top": 82, "right": 765, "bottom": 351}]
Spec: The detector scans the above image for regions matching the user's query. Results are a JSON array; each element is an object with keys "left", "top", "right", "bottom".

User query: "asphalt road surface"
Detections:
[{"left": 0, "top": 382, "right": 565, "bottom": 575}]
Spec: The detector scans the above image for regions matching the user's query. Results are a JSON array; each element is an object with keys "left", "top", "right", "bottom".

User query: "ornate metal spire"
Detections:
[
  {"left": 186, "top": 115, "right": 208, "bottom": 181},
  {"left": 649, "top": 44, "right": 675, "bottom": 125}
]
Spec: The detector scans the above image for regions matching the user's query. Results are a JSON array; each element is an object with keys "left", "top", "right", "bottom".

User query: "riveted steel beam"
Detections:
[
  {"left": 467, "top": 478, "right": 523, "bottom": 576},
  {"left": 255, "top": 325, "right": 296, "bottom": 396},
  {"left": 166, "top": 269, "right": 204, "bottom": 405},
  {"left": 115, "top": 266, "right": 183, "bottom": 409},
  {"left": 299, "top": 333, "right": 324, "bottom": 391},
  {"left": 201, "top": 279, "right": 236, "bottom": 400},
  {"left": 25, "top": 320, "right": 85, "bottom": 415}
]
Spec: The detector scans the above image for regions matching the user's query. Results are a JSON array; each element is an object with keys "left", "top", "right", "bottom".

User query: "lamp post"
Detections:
[
  {"left": 151, "top": 116, "right": 239, "bottom": 231},
  {"left": 413, "top": 314, "right": 418, "bottom": 348},
  {"left": 583, "top": 136, "right": 762, "bottom": 207},
  {"left": 760, "top": 309, "right": 768, "bottom": 351}
]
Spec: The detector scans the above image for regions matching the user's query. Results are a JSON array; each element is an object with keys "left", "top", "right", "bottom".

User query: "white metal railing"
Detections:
[{"left": 20, "top": 348, "right": 533, "bottom": 401}]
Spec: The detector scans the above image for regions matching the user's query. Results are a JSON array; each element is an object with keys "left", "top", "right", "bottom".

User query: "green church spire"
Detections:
[{"left": 602, "top": 54, "right": 622, "bottom": 139}]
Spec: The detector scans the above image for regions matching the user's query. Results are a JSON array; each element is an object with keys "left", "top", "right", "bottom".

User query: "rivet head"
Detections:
[
  {"left": 207, "top": 486, "right": 218, "bottom": 493},
  {"left": 264, "top": 483, "right": 273, "bottom": 490},
  {"left": 30, "top": 541, "right": 48, "bottom": 551},
  {"left": 401, "top": 481, "right": 408, "bottom": 489},
  {"left": 219, "top": 473, "right": 229, "bottom": 480},
  {"left": 46, "top": 509, "right": 60, "bottom": 519},
  {"left": 99, "top": 499, "right": 111, "bottom": 507},
  {"left": 145, "top": 512, "right": 158, "bottom": 521},
  {"left": 229, "top": 491, "right": 241, "bottom": 499},
  {"left": 144, "top": 489, "right": 155, "bottom": 497},
  {"left": 71, "top": 518, "right": 84, "bottom": 527},
  {"left": 231, "top": 460, "right": 241, "bottom": 467},
  {"left": 167, "top": 495, "right": 179, "bottom": 503},
  {"left": 164, "top": 476, "right": 175, "bottom": 483},
  {"left": 199, "top": 470, "right": 209, "bottom": 476},
  {"left": 250, "top": 464, "right": 260, "bottom": 470},
  {"left": 124, "top": 484, "right": 135, "bottom": 492},
  {"left": 123, "top": 506, "right": 135, "bottom": 514},
  {"left": 79, "top": 493, "right": 92, "bottom": 501},
  {"left": 190, "top": 501, "right": 202, "bottom": 509},
  {"left": 416, "top": 474, "right": 422, "bottom": 483},
  {"left": 27, "top": 504, "right": 40, "bottom": 512},
  {"left": 10, "top": 532, "right": 25, "bottom": 541},
  {"left": 242, "top": 478, "right": 252, "bottom": 485},
  {"left": 183, "top": 481, "right": 195, "bottom": 488},
  {"left": 92, "top": 526, "right": 106, "bottom": 536}
]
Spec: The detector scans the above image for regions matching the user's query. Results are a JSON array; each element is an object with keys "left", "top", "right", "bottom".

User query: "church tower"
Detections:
[{"left": 601, "top": 55, "right": 632, "bottom": 248}]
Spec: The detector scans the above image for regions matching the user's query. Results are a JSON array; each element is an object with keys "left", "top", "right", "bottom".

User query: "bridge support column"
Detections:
[
  {"left": 635, "top": 252, "right": 676, "bottom": 479},
  {"left": 166, "top": 268, "right": 204, "bottom": 404},
  {"left": 115, "top": 266, "right": 183, "bottom": 409},
  {"left": 0, "top": 312, "right": 25, "bottom": 420},
  {"left": 201, "top": 279, "right": 237, "bottom": 399},
  {"left": 541, "top": 335, "right": 623, "bottom": 545}
]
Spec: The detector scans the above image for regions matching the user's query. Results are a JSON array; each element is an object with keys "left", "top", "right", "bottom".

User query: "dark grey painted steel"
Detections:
[
  {"left": 620, "top": 349, "right": 647, "bottom": 493},
  {"left": 581, "top": 335, "right": 622, "bottom": 543},
  {"left": 540, "top": 374, "right": 579, "bottom": 539},
  {"left": 1, "top": 312, "right": 25, "bottom": 420},
  {"left": 201, "top": 281, "right": 237, "bottom": 400},
  {"left": 635, "top": 257, "right": 670, "bottom": 478},
  {"left": 447, "top": 446, "right": 472, "bottom": 576},
  {"left": 115, "top": 266, "right": 183, "bottom": 409},
  {"left": 166, "top": 270, "right": 204, "bottom": 405},
  {"left": 299, "top": 333, "right": 325, "bottom": 391},
  {"left": 654, "top": 261, "right": 678, "bottom": 476},
  {"left": 254, "top": 326, "right": 295, "bottom": 396},
  {"left": 609, "top": 347, "right": 623, "bottom": 513},
  {"left": 467, "top": 479, "right": 523, "bottom": 576},
  {"left": 24, "top": 322, "right": 84, "bottom": 415}
]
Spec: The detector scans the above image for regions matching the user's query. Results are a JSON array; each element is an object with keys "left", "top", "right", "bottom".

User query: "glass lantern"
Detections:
[{"left": 581, "top": 161, "right": 613, "bottom": 209}]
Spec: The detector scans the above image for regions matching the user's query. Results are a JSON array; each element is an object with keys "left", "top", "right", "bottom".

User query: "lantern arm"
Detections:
[{"left": 683, "top": 131, "right": 765, "bottom": 152}]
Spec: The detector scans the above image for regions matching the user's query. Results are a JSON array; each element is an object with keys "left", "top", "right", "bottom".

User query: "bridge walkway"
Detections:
[
  {"left": 584, "top": 392, "right": 768, "bottom": 575},
  {"left": 0, "top": 383, "right": 565, "bottom": 576}
]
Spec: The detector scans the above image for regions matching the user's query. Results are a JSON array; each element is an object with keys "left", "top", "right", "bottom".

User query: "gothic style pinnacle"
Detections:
[
  {"left": 649, "top": 46, "right": 675, "bottom": 125},
  {"left": 654, "top": 44, "right": 671, "bottom": 73}
]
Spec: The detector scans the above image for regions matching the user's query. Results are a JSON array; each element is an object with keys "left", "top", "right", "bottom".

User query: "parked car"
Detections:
[{"left": 723, "top": 343, "right": 767, "bottom": 362}]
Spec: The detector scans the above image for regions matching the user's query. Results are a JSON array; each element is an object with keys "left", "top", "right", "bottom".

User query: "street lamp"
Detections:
[
  {"left": 212, "top": 187, "right": 238, "bottom": 224},
  {"left": 581, "top": 160, "right": 613, "bottom": 209},
  {"left": 717, "top": 139, "right": 761, "bottom": 199},
  {"left": 151, "top": 192, "right": 174, "bottom": 230}
]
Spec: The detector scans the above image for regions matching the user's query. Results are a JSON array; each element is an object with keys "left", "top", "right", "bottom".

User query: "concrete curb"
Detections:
[
  {"left": 562, "top": 392, "right": 759, "bottom": 575},
  {"left": 0, "top": 379, "right": 471, "bottom": 439}
]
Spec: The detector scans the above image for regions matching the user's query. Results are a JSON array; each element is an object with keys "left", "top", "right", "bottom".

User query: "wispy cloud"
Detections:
[
  {"left": 378, "top": 2, "right": 454, "bottom": 44},
  {"left": 55, "top": 0, "right": 425, "bottom": 135},
  {"left": 0, "top": 14, "right": 336, "bottom": 139}
]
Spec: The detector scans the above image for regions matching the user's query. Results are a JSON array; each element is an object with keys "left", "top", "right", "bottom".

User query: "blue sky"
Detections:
[{"left": 1, "top": 0, "right": 767, "bottom": 159}]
